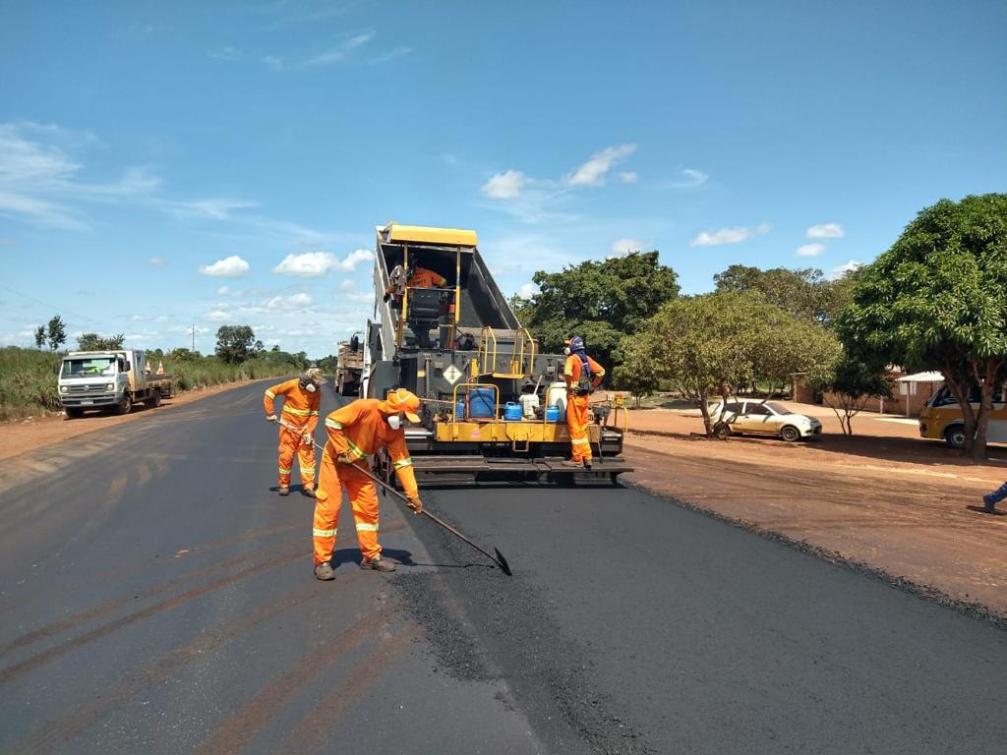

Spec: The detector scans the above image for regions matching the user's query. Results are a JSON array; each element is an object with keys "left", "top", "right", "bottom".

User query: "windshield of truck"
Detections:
[{"left": 61, "top": 357, "right": 116, "bottom": 378}]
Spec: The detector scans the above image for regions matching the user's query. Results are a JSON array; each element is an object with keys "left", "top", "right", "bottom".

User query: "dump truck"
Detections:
[
  {"left": 58, "top": 349, "right": 173, "bottom": 418},
  {"left": 361, "top": 223, "right": 631, "bottom": 484},
  {"left": 334, "top": 337, "right": 364, "bottom": 396}
]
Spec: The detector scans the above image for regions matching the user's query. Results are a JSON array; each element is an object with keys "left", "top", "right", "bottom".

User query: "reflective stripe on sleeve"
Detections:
[
  {"left": 325, "top": 419, "right": 343, "bottom": 430},
  {"left": 354, "top": 522, "right": 379, "bottom": 532},
  {"left": 345, "top": 438, "right": 366, "bottom": 460},
  {"left": 393, "top": 458, "right": 413, "bottom": 470},
  {"left": 265, "top": 390, "right": 276, "bottom": 399},
  {"left": 313, "top": 527, "right": 337, "bottom": 538}
]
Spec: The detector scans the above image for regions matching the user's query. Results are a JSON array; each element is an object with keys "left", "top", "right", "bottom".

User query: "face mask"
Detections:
[
  {"left": 386, "top": 414, "right": 402, "bottom": 430},
  {"left": 304, "top": 382, "right": 317, "bottom": 393},
  {"left": 563, "top": 347, "right": 571, "bottom": 356}
]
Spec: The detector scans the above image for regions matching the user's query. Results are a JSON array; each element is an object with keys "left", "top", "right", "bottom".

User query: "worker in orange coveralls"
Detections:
[
  {"left": 311, "top": 388, "right": 425, "bottom": 581},
  {"left": 563, "top": 336, "right": 605, "bottom": 470},
  {"left": 383, "top": 265, "right": 448, "bottom": 301},
  {"left": 263, "top": 368, "right": 323, "bottom": 497}
]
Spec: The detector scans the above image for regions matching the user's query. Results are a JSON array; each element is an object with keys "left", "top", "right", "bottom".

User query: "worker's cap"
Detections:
[
  {"left": 565, "top": 336, "right": 585, "bottom": 352},
  {"left": 302, "top": 367, "right": 324, "bottom": 385},
  {"left": 382, "top": 388, "right": 422, "bottom": 422}
]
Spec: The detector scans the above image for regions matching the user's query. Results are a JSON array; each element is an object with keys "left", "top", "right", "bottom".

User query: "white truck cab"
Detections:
[{"left": 58, "top": 350, "right": 172, "bottom": 418}]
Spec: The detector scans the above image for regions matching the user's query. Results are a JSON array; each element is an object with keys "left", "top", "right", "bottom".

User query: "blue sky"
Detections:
[{"left": 1, "top": 0, "right": 1005, "bottom": 357}]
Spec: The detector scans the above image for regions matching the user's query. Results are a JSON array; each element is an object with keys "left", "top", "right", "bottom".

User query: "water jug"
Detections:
[
  {"left": 504, "top": 402, "right": 522, "bottom": 421},
  {"left": 468, "top": 387, "right": 495, "bottom": 418},
  {"left": 545, "top": 405, "right": 561, "bottom": 422},
  {"left": 455, "top": 400, "right": 465, "bottom": 420}
]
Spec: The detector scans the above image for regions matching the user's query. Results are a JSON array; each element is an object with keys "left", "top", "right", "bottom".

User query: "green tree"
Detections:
[
  {"left": 215, "top": 325, "right": 256, "bottom": 364},
  {"left": 811, "top": 354, "right": 893, "bottom": 435},
  {"left": 34, "top": 326, "right": 46, "bottom": 349},
  {"left": 46, "top": 315, "right": 66, "bottom": 351},
  {"left": 520, "top": 251, "right": 679, "bottom": 367},
  {"left": 713, "top": 264, "right": 859, "bottom": 328},
  {"left": 77, "top": 333, "right": 125, "bottom": 351},
  {"left": 629, "top": 291, "right": 840, "bottom": 436},
  {"left": 839, "top": 194, "right": 1007, "bottom": 458},
  {"left": 612, "top": 336, "right": 661, "bottom": 406}
]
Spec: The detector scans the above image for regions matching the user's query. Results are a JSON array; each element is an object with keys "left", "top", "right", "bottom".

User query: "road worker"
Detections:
[
  {"left": 383, "top": 265, "right": 448, "bottom": 301},
  {"left": 264, "top": 368, "right": 323, "bottom": 497},
  {"left": 311, "top": 388, "right": 425, "bottom": 581},
  {"left": 562, "top": 336, "right": 605, "bottom": 469}
]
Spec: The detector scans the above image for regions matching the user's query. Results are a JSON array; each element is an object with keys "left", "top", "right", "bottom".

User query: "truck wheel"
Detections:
[
  {"left": 145, "top": 389, "right": 161, "bottom": 408},
  {"left": 780, "top": 425, "right": 801, "bottom": 442},
  {"left": 114, "top": 394, "right": 132, "bottom": 416},
  {"left": 944, "top": 424, "right": 966, "bottom": 449},
  {"left": 65, "top": 407, "right": 84, "bottom": 419}
]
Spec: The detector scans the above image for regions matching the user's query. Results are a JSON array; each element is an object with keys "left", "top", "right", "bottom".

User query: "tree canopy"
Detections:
[
  {"left": 517, "top": 251, "right": 679, "bottom": 367},
  {"left": 77, "top": 333, "right": 125, "bottom": 351},
  {"left": 839, "top": 193, "right": 1007, "bottom": 457},
  {"left": 215, "top": 325, "right": 257, "bottom": 364},
  {"left": 713, "top": 264, "right": 859, "bottom": 327}
]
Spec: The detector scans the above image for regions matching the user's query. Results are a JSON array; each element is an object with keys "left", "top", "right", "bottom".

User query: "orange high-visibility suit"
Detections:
[
  {"left": 407, "top": 266, "right": 447, "bottom": 289},
  {"left": 264, "top": 379, "right": 321, "bottom": 489},
  {"left": 564, "top": 353, "right": 605, "bottom": 464},
  {"left": 313, "top": 397, "right": 420, "bottom": 565}
]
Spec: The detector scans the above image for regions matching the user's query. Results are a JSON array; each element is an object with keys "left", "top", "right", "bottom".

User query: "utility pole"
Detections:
[{"left": 191, "top": 323, "right": 196, "bottom": 352}]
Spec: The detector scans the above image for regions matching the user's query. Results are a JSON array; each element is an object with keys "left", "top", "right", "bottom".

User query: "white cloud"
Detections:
[
  {"left": 206, "top": 309, "right": 231, "bottom": 321},
  {"left": 303, "top": 31, "right": 376, "bottom": 67},
  {"left": 618, "top": 171, "right": 638, "bottom": 184},
  {"left": 830, "top": 260, "right": 863, "bottom": 280},
  {"left": 209, "top": 46, "right": 241, "bottom": 62},
  {"left": 148, "top": 256, "right": 165, "bottom": 267},
  {"left": 807, "top": 223, "right": 844, "bottom": 239},
  {"left": 165, "top": 197, "right": 258, "bottom": 220},
  {"left": 610, "top": 238, "right": 645, "bottom": 257},
  {"left": 482, "top": 170, "right": 527, "bottom": 199},
  {"left": 368, "top": 46, "right": 412, "bottom": 65},
  {"left": 795, "top": 243, "right": 826, "bottom": 257},
  {"left": 199, "top": 255, "right": 250, "bottom": 277},
  {"left": 267, "top": 292, "right": 313, "bottom": 310},
  {"left": 340, "top": 280, "right": 354, "bottom": 290},
  {"left": 690, "top": 223, "right": 770, "bottom": 247},
  {"left": 567, "top": 144, "right": 636, "bottom": 187},
  {"left": 272, "top": 248, "right": 374, "bottom": 277},
  {"left": 216, "top": 286, "right": 230, "bottom": 295},
  {"left": 517, "top": 282, "right": 540, "bottom": 300},
  {"left": 661, "top": 168, "right": 709, "bottom": 189}
]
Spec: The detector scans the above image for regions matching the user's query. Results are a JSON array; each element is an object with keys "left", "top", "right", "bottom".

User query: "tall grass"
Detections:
[{"left": 0, "top": 347, "right": 302, "bottom": 421}]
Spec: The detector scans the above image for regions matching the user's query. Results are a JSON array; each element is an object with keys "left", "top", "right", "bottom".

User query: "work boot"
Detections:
[
  {"left": 982, "top": 495, "right": 997, "bottom": 514},
  {"left": 278, "top": 486, "right": 290, "bottom": 497},
  {"left": 583, "top": 459, "right": 593, "bottom": 471},
  {"left": 314, "top": 562, "right": 335, "bottom": 581},
  {"left": 302, "top": 486, "right": 316, "bottom": 498},
  {"left": 360, "top": 557, "right": 396, "bottom": 572}
]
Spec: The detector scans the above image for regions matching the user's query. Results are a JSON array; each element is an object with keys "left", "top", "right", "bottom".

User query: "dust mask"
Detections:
[
  {"left": 387, "top": 414, "right": 402, "bottom": 430},
  {"left": 563, "top": 347, "right": 571, "bottom": 356},
  {"left": 305, "top": 382, "right": 317, "bottom": 393}
]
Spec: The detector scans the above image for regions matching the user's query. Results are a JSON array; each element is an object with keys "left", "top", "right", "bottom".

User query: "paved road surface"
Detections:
[{"left": 1, "top": 381, "right": 1004, "bottom": 754}]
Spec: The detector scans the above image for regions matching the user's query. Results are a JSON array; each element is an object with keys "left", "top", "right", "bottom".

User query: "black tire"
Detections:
[
  {"left": 65, "top": 407, "right": 84, "bottom": 419},
  {"left": 944, "top": 424, "right": 967, "bottom": 449},
  {"left": 145, "top": 389, "right": 161, "bottom": 408},
  {"left": 713, "top": 421, "right": 732, "bottom": 440},
  {"left": 114, "top": 394, "right": 132, "bottom": 416},
  {"left": 780, "top": 425, "right": 801, "bottom": 442}
]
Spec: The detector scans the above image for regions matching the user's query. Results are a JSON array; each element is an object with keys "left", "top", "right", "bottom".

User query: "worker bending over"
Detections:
[
  {"left": 264, "top": 369, "right": 323, "bottom": 497},
  {"left": 563, "top": 336, "right": 605, "bottom": 469},
  {"left": 311, "top": 388, "right": 425, "bottom": 581}
]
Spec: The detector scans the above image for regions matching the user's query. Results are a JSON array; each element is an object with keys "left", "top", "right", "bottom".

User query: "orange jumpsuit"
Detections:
[
  {"left": 312, "top": 399, "right": 419, "bottom": 565},
  {"left": 564, "top": 354, "right": 605, "bottom": 463},
  {"left": 263, "top": 379, "right": 320, "bottom": 489},
  {"left": 407, "top": 267, "right": 447, "bottom": 289}
]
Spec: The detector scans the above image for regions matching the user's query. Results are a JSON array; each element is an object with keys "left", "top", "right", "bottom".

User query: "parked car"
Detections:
[{"left": 710, "top": 400, "right": 822, "bottom": 441}]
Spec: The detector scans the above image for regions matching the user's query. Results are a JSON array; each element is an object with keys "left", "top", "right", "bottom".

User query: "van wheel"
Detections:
[
  {"left": 780, "top": 425, "right": 801, "bottom": 442},
  {"left": 944, "top": 425, "right": 967, "bottom": 449},
  {"left": 114, "top": 394, "right": 132, "bottom": 416},
  {"left": 65, "top": 407, "right": 84, "bottom": 419},
  {"left": 145, "top": 389, "right": 161, "bottom": 408}
]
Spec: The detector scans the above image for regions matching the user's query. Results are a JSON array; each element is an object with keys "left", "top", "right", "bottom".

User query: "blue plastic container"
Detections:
[
  {"left": 455, "top": 400, "right": 465, "bottom": 420},
  {"left": 504, "top": 402, "right": 522, "bottom": 421},
  {"left": 468, "top": 388, "right": 496, "bottom": 419},
  {"left": 545, "top": 405, "right": 561, "bottom": 422}
]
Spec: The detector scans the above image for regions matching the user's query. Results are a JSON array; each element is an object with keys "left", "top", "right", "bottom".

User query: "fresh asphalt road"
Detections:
[{"left": 1, "top": 381, "right": 1005, "bottom": 754}]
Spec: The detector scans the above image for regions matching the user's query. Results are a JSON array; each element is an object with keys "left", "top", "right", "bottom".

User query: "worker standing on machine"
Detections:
[{"left": 562, "top": 336, "right": 605, "bottom": 469}]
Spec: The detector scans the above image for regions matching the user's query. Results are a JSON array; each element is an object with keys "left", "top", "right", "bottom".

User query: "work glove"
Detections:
[
  {"left": 383, "top": 293, "right": 391, "bottom": 302},
  {"left": 406, "top": 496, "right": 423, "bottom": 515},
  {"left": 266, "top": 414, "right": 278, "bottom": 423},
  {"left": 336, "top": 453, "right": 358, "bottom": 465},
  {"left": 302, "top": 433, "right": 313, "bottom": 447}
]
